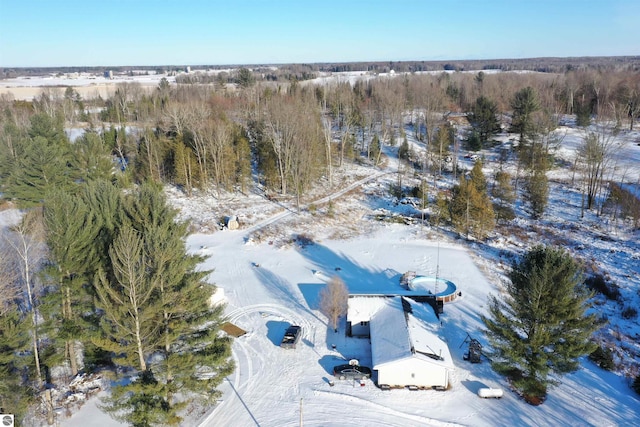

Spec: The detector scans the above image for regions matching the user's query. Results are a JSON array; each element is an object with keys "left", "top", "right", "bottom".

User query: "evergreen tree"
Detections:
[
  {"left": 0, "top": 307, "right": 35, "bottom": 423},
  {"left": 3, "top": 135, "right": 72, "bottom": 207},
  {"left": 430, "top": 191, "right": 449, "bottom": 228},
  {"left": 492, "top": 170, "right": 516, "bottom": 222},
  {"left": 466, "top": 130, "right": 482, "bottom": 151},
  {"left": 96, "top": 184, "right": 233, "bottom": 424},
  {"left": 28, "top": 112, "right": 66, "bottom": 146},
  {"left": 510, "top": 87, "right": 540, "bottom": 142},
  {"left": 525, "top": 170, "right": 549, "bottom": 219},
  {"left": 237, "top": 67, "right": 256, "bottom": 88},
  {"left": 70, "top": 131, "right": 115, "bottom": 183},
  {"left": 172, "top": 139, "right": 199, "bottom": 196},
  {"left": 370, "top": 134, "right": 381, "bottom": 164},
  {"left": 468, "top": 96, "right": 500, "bottom": 146},
  {"left": 575, "top": 99, "right": 592, "bottom": 127},
  {"left": 100, "top": 369, "right": 175, "bottom": 427},
  {"left": 482, "top": 246, "right": 598, "bottom": 403},
  {"left": 398, "top": 138, "right": 410, "bottom": 161},
  {"left": 124, "top": 183, "right": 233, "bottom": 394},
  {"left": 42, "top": 190, "right": 103, "bottom": 376},
  {"left": 80, "top": 180, "right": 122, "bottom": 273},
  {"left": 450, "top": 161, "right": 495, "bottom": 239}
]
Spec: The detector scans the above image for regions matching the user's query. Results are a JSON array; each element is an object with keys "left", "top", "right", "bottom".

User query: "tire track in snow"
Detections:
[
  {"left": 311, "top": 389, "right": 465, "bottom": 427},
  {"left": 225, "top": 303, "right": 316, "bottom": 391}
]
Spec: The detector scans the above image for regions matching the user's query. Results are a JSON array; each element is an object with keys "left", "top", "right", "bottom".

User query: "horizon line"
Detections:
[{"left": 2, "top": 55, "right": 640, "bottom": 70}]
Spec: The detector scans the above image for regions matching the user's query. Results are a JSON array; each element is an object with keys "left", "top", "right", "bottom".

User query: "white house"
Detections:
[{"left": 348, "top": 295, "right": 454, "bottom": 389}]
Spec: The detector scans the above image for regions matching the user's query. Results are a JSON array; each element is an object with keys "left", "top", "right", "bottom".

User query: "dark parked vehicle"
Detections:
[
  {"left": 333, "top": 364, "right": 372, "bottom": 380},
  {"left": 280, "top": 325, "right": 301, "bottom": 349}
]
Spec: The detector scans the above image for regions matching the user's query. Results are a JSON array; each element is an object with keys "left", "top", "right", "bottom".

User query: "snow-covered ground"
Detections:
[
  {"left": 2, "top": 85, "right": 639, "bottom": 425},
  {"left": 56, "top": 221, "right": 640, "bottom": 427},
  {"left": 57, "top": 121, "right": 640, "bottom": 426},
  {"left": 0, "top": 71, "right": 177, "bottom": 101}
]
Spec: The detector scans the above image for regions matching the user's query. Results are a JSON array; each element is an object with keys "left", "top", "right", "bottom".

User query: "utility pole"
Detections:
[{"left": 300, "top": 397, "right": 303, "bottom": 427}]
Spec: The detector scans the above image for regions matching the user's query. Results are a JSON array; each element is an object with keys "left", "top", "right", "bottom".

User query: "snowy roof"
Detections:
[
  {"left": 347, "top": 295, "right": 391, "bottom": 324},
  {"left": 405, "top": 299, "right": 454, "bottom": 369},
  {"left": 368, "top": 297, "right": 454, "bottom": 370}
]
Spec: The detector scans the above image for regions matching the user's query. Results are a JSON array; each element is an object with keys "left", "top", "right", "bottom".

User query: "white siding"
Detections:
[{"left": 376, "top": 357, "right": 449, "bottom": 388}]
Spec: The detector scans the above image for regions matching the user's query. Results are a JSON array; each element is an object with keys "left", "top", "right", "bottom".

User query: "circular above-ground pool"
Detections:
[{"left": 409, "top": 276, "right": 459, "bottom": 303}]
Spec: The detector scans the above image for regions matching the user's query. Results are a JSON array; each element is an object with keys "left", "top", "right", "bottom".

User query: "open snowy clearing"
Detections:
[{"left": 57, "top": 195, "right": 640, "bottom": 426}]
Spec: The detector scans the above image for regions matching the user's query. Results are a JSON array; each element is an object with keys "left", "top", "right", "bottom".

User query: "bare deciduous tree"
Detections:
[
  {"left": 577, "top": 119, "right": 622, "bottom": 214},
  {"left": 2, "top": 209, "right": 47, "bottom": 385},
  {"left": 319, "top": 276, "right": 349, "bottom": 332}
]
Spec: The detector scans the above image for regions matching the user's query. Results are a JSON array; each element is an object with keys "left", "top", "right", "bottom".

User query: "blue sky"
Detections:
[{"left": 1, "top": 0, "right": 638, "bottom": 67}]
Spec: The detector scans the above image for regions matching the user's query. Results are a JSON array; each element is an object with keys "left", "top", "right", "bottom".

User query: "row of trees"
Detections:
[
  {"left": 3, "top": 65, "right": 636, "bottom": 236},
  {"left": 1, "top": 181, "right": 233, "bottom": 425},
  {"left": 0, "top": 104, "right": 233, "bottom": 424}
]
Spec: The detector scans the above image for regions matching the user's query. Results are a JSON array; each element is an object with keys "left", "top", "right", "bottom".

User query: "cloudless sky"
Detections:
[{"left": 1, "top": 0, "right": 638, "bottom": 67}]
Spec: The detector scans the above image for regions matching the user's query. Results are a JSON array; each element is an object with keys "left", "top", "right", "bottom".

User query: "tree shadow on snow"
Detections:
[
  {"left": 297, "top": 283, "right": 325, "bottom": 310},
  {"left": 265, "top": 320, "right": 290, "bottom": 347},
  {"left": 297, "top": 242, "right": 405, "bottom": 295},
  {"left": 252, "top": 266, "right": 323, "bottom": 323}
]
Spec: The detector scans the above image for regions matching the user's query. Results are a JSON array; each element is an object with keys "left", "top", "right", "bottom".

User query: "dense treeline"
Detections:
[
  {"left": 3, "top": 55, "right": 640, "bottom": 80},
  {"left": 1, "top": 67, "right": 639, "bottom": 225},
  {"left": 1, "top": 64, "right": 639, "bottom": 423}
]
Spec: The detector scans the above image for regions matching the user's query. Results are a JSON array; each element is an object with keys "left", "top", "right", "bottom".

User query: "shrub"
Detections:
[
  {"left": 584, "top": 274, "right": 621, "bottom": 301},
  {"left": 295, "top": 233, "right": 314, "bottom": 248},
  {"left": 621, "top": 306, "right": 638, "bottom": 320},
  {"left": 588, "top": 345, "right": 615, "bottom": 371}
]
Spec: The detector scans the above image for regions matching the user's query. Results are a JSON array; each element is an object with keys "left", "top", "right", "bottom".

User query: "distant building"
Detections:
[
  {"left": 104, "top": 70, "right": 113, "bottom": 79},
  {"left": 186, "top": 66, "right": 191, "bottom": 73}
]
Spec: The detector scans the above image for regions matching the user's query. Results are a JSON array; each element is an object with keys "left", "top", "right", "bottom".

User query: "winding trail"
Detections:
[{"left": 244, "top": 169, "right": 390, "bottom": 236}]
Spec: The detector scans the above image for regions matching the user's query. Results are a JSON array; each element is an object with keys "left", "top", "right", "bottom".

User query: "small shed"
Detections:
[
  {"left": 226, "top": 215, "right": 239, "bottom": 230},
  {"left": 371, "top": 297, "right": 454, "bottom": 389}
]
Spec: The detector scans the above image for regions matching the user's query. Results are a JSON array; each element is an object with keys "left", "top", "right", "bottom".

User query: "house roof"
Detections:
[
  {"left": 367, "top": 296, "right": 454, "bottom": 370},
  {"left": 347, "top": 295, "right": 391, "bottom": 324}
]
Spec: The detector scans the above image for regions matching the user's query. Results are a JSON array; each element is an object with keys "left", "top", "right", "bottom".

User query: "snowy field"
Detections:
[{"left": 0, "top": 71, "right": 176, "bottom": 101}]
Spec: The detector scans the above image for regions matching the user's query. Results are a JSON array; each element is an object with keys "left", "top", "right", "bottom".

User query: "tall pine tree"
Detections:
[
  {"left": 482, "top": 246, "right": 597, "bottom": 403},
  {"left": 95, "top": 183, "right": 233, "bottom": 425},
  {"left": 41, "top": 189, "right": 103, "bottom": 376}
]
